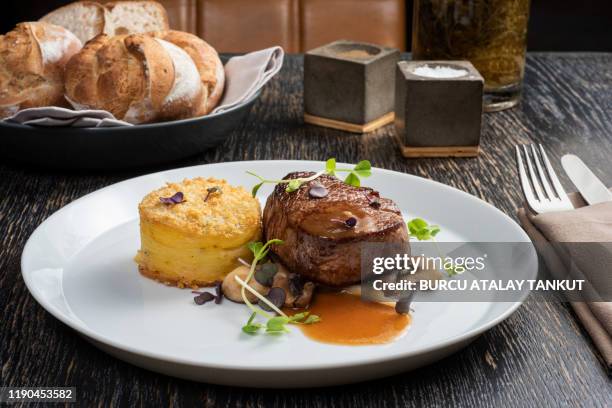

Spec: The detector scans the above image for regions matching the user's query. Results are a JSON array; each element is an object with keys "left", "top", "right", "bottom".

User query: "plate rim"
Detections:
[{"left": 21, "top": 160, "right": 536, "bottom": 372}]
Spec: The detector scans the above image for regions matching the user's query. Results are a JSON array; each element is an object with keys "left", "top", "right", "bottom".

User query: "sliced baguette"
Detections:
[
  {"left": 40, "top": 2, "right": 110, "bottom": 44},
  {"left": 153, "top": 38, "right": 203, "bottom": 121},
  {"left": 40, "top": 1, "right": 169, "bottom": 44},
  {"left": 149, "top": 31, "right": 225, "bottom": 115},
  {"left": 105, "top": 1, "right": 169, "bottom": 35}
]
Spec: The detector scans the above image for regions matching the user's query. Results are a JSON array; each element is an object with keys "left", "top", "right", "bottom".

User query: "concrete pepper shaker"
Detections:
[{"left": 304, "top": 40, "right": 400, "bottom": 133}]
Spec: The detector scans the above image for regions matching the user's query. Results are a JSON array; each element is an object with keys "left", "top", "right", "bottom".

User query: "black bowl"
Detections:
[{"left": 0, "top": 91, "right": 260, "bottom": 169}]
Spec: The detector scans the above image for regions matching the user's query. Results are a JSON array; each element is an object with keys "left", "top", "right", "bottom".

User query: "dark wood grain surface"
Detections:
[{"left": 1, "top": 53, "right": 611, "bottom": 407}]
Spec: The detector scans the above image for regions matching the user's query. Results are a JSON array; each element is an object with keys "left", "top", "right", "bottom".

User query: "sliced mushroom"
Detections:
[
  {"left": 293, "top": 281, "right": 315, "bottom": 308},
  {"left": 222, "top": 265, "right": 269, "bottom": 303},
  {"left": 272, "top": 265, "right": 316, "bottom": 308},
  {"left": 271, "top": 269, "right": 293, "bottom": 302}
]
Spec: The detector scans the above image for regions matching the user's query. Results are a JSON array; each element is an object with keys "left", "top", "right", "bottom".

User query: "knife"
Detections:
[{"left": 561, "top": 154, "right": 612, "bottom": 205}]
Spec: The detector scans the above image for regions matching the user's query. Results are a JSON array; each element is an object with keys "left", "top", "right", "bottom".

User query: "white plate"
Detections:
[{"left": 21, "top": 161, "right": 536, "bottom": 388}]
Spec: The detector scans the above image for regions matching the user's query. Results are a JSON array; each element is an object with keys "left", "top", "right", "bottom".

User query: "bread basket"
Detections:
[{"left": 0, "top": 90, "right": 260, "bottom": 169}]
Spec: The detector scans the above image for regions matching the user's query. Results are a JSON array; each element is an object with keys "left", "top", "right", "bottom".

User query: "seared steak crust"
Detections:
[{"left": 263, "top": 172, "right": 409, "bottom": 286}]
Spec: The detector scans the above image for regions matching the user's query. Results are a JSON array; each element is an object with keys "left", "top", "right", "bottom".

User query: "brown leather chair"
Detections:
[
  {"left": 196, "top": 0, "right": 300, "bottom": 52},
  {"left": 300, "top": 0, "right": 405, "bottom": 52},
  {"left": 157, "top": 0, "right": 406, "bottom": 52},
  {"left": 162, "top": 0, "right": 197, "bottom": 34}
]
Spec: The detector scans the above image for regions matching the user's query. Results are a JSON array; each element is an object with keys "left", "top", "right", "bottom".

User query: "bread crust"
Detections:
[
  {"left": 40, "top": 1, "right": 109, "bottom": 44},
  {"left": 0, "top": 22, "right": 81, "bottom": 118},
  {"left": 105, "top": 1, "right": 170, "bottom": 34},
  {"left": 64, "top": 30, "right": 223, "bottom": 123},
  {"left": 152, "top": 38, "right": 203, "bottom": 121},
  {"left": 150, "top": 30, "right": 225, "bottom": 114},
  {"left": 123, "top": 34, "right": 174, "bottom": 122},
  {"left": 63, "top": 34, "right": 107, "bottom": 110},
  {"left": 206, "top": 56, "right": 225, "bottom": 113},
  {"left": 64, "top": 33, "right": 176, "bottom": 123},
  {"left": 40, "top": 1, "right": 169, "bottom": 44}
]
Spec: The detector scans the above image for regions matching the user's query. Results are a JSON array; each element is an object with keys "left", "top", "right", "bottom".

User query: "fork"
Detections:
[{"left": 515, "top": 144, "right": 574, "bottom": 214}]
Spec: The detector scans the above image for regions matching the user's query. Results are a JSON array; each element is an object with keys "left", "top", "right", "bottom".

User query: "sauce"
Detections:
[
  {"left": 288, "top": 292, "right": 410, "bottom": 345},
  {"left": 300, "top": 205, "right": 376, "bottom": 239}
]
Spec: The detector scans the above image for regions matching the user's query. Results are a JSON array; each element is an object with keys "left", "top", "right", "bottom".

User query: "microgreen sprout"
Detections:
[
  {"left": 241, "top": 311, "right": 319, "bottom": 334},
  {"left": 237, "top": 239, "right": 321, "bottom": 335},
  {"left": 247, "top": 158, "right": 372, "bottom": 197},
  {"left": 407, "top": 218, "right": 459, "bottom": 276},
  {"left": 242, "top": 312, "right": 263, "bottom": 334},
  {"left": 407, "top": 218, "right": 440, "bottom": 241},
  {"left": 204, "top": 186, "right": 222, "bottom": 202}
]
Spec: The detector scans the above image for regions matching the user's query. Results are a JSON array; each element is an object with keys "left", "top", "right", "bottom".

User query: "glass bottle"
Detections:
[{"left": 412, "top": 0, "right": 531, "bottom": 111}]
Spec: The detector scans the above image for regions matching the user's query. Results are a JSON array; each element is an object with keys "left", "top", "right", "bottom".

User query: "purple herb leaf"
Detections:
[
  {"left": 345, "top": 217, "right": 357, "bottom": 228},
  {"left": 364, "top": 191, "right": 381, "bottom": 208},
  {"left": 288, "top": 273, "right": 304, "bottom": 297},
  {"left": 194, "top": 291, "right": 215, "bottom": 305},
  {"left": 259, "top": 287, "right": 286, "bottom": 312},
  {"left": 160, "top": 192, "right": 185, "bottom": 205},
  {"left": 214, "top": 281, "right": 223, "bottom": 304},
  {"left": 308, "top": 182, "right": 328, "bottom": 198},
  {"left": 254, "top": 263, "right": 278, "bottom": 287}
]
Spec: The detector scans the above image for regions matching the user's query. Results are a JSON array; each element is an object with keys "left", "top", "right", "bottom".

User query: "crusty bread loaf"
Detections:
[
  {"left": 64, "top": 31, "right": 224, "bottom": 123},
  {"left": 40, "top": 1, "right": 169, "bottom": 44},
  {"left": 0, "top": 22, "right": 82, "bottom": 119},
  {"left": 65, "top": 34, "right": 175, "bottom": 123},
  {"left": 150, "top": 31, "right": 224, "bottom": 115}
]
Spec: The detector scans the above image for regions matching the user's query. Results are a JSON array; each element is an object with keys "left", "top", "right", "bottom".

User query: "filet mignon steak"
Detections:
[{"left": 262, "top": 172, "right": 409, "bottom": 287}]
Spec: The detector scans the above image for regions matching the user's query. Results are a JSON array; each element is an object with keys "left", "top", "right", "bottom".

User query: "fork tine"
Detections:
[
  {"left": 516, "top": 146, "right": 538, "bottom": 208},
  {"left": 538, "top": 144, "right": 569, "bottom": 200},
  {"left": 530, "top": 144, "right": 556, "bottom": 199},
  {"left": 522, "top": 145, "right": 545, "bottom": 201}
]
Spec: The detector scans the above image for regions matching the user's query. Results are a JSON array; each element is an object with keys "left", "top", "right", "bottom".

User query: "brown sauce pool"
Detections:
[{"left": 287, "top": 292, "right": 411, "bottom": 345}]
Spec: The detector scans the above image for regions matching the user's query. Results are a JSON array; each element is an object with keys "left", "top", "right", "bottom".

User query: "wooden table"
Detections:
[{"left": 1, "top": 53, "right": 611, "bottom": 406}]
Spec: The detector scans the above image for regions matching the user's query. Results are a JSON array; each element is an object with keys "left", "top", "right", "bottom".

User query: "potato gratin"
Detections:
[{"left": 135, "top": 177, "right": 262, "bottom": 288}]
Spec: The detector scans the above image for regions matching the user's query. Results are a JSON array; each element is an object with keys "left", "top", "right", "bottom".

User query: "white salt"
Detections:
[{"left": 412, "top": 64, "right": 468, "bottom": 79}]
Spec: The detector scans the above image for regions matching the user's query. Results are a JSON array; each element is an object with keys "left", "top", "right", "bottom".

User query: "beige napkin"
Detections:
[
  {"left": 518, "top": 192, "right": 612, "bottom": 370},
  {"left": 2, "top": 47, "right": 284, "bottom": 127},
  {"left": 3, "top": 106, "right": 131, "bottom": 127},
  {"left": 212, "top": 46, "right": 284, "bottom": 114}
]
